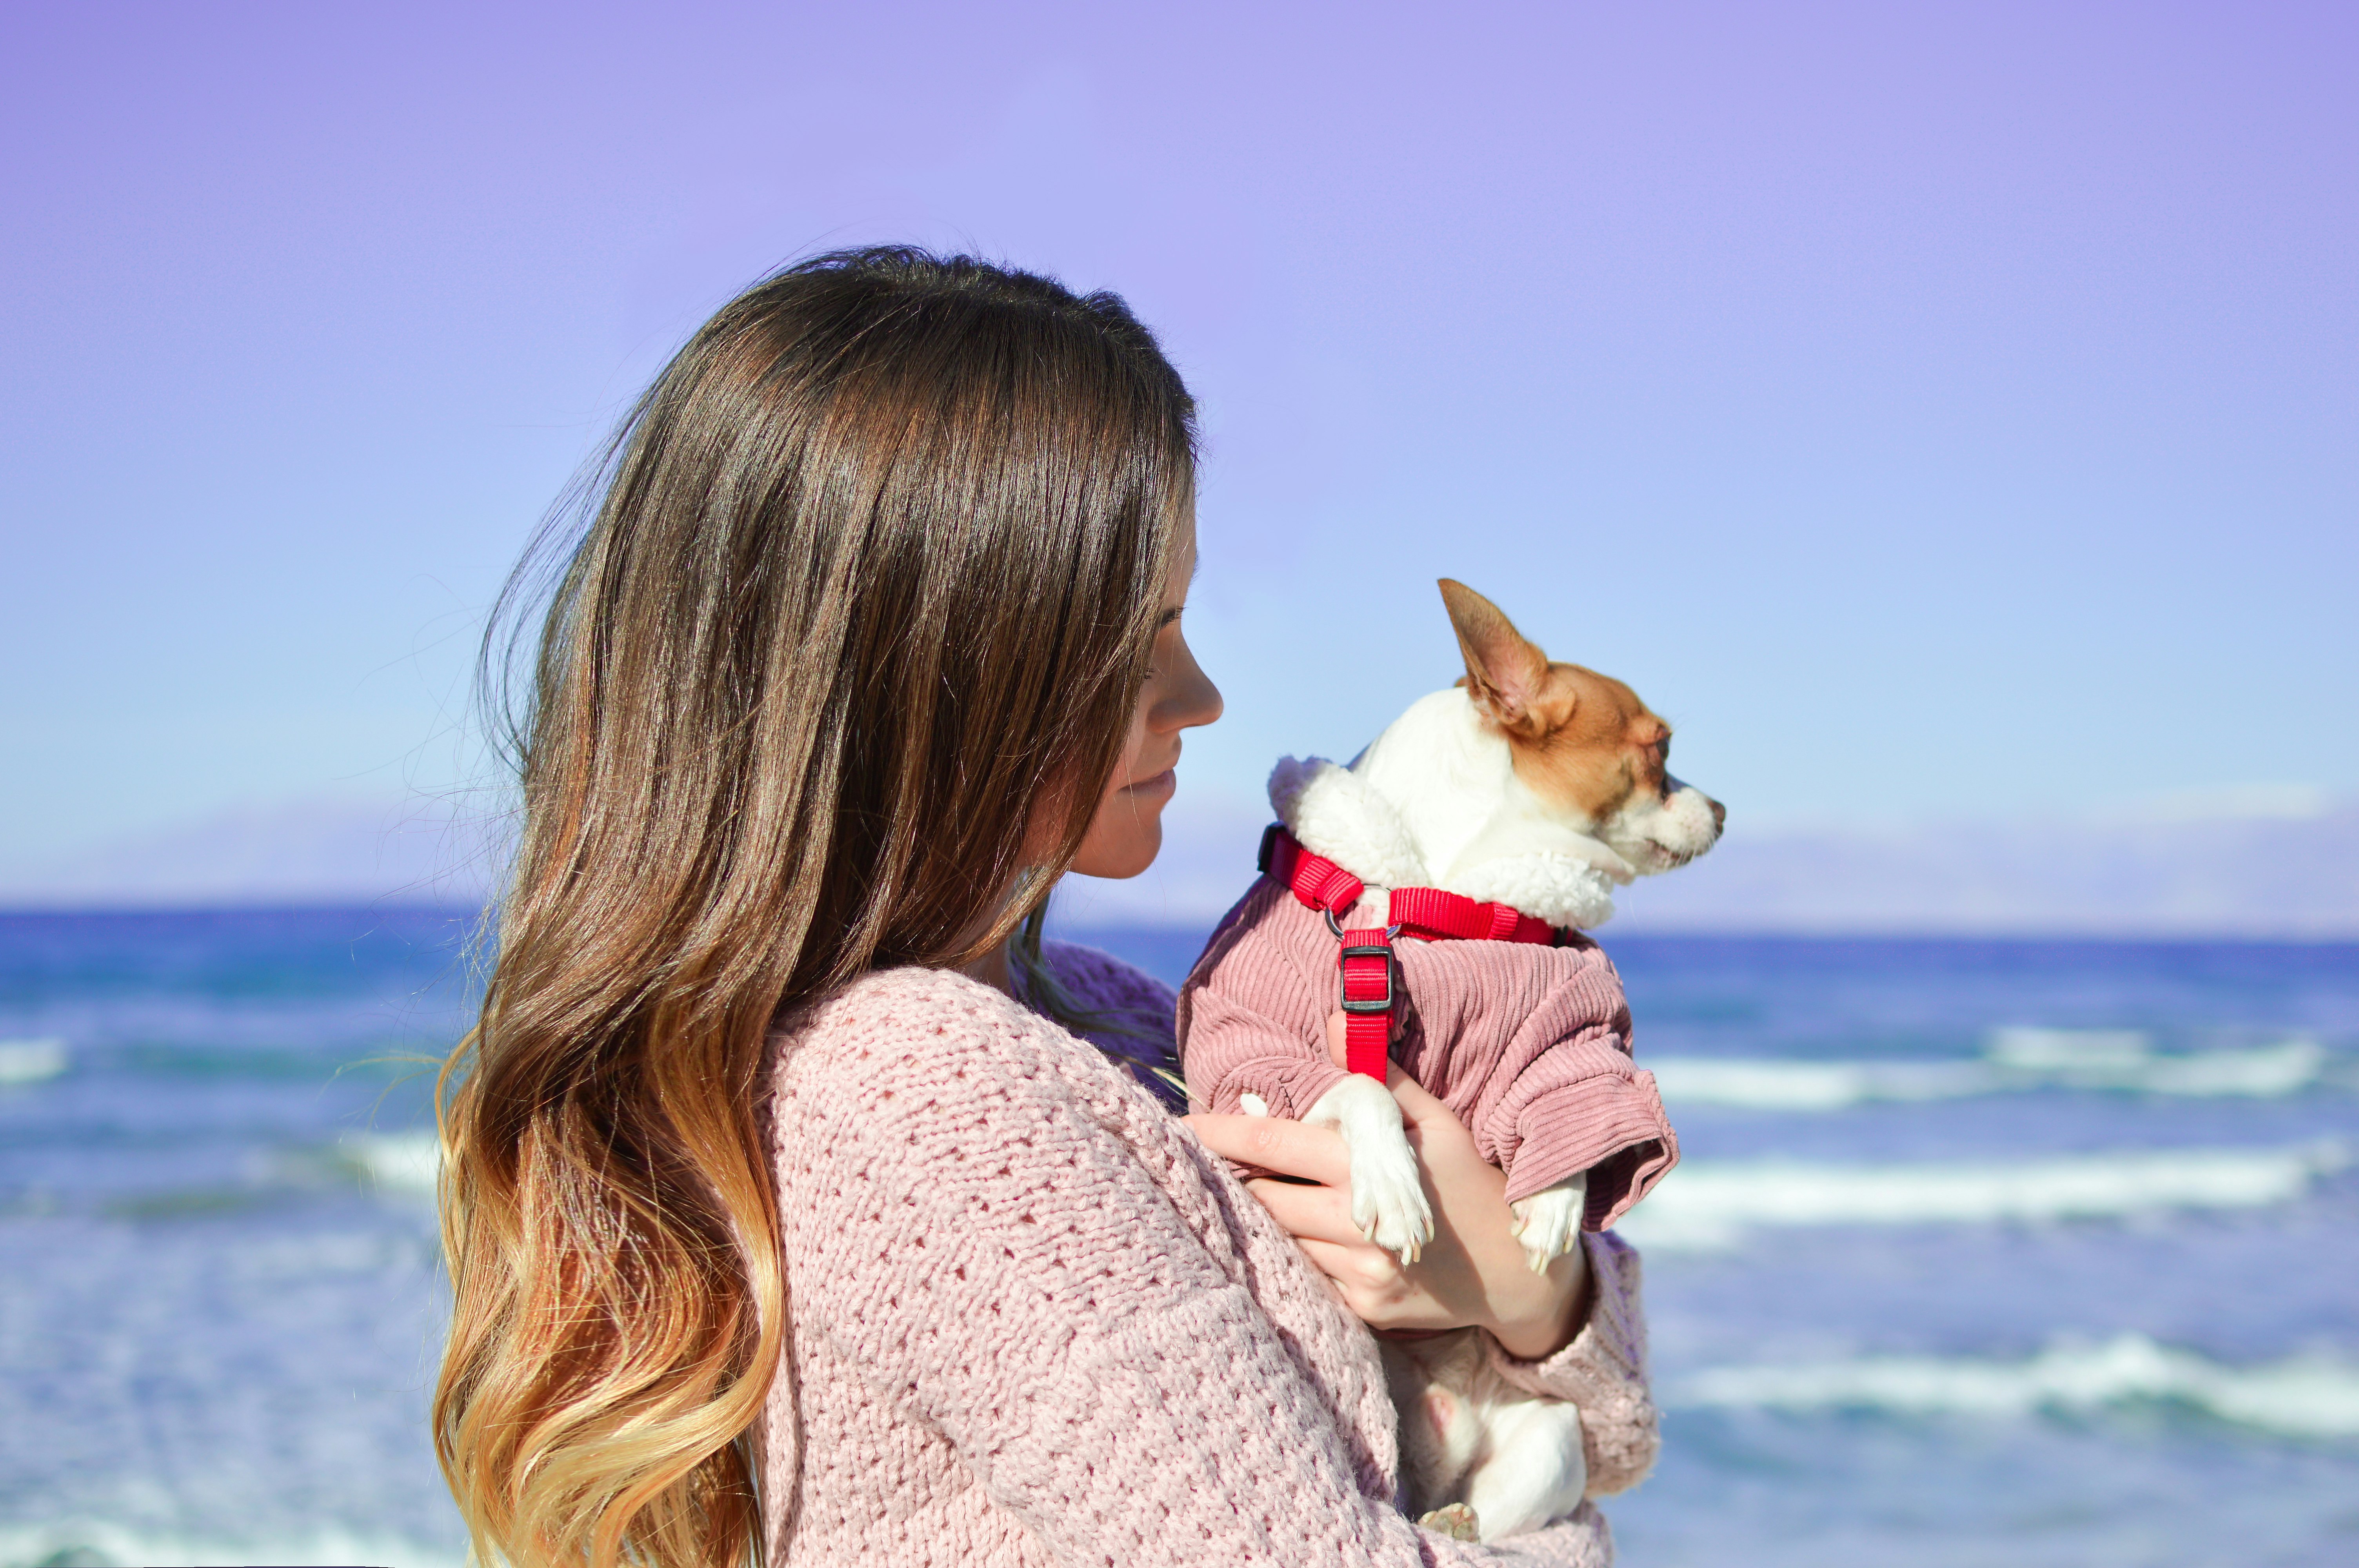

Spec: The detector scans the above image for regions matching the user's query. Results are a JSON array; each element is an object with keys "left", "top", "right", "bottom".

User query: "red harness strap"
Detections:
[
  {"left": 1334, "top": 927, "right": 1396, "bottom": 1080},
  {"left": 1255, "top": 824, "right": 1562, "bottom": 1080}
]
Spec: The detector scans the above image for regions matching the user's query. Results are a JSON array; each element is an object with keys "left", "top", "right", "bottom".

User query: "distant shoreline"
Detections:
[{"left": 4, "top": 903, "right": 2356, "bottom": 948}]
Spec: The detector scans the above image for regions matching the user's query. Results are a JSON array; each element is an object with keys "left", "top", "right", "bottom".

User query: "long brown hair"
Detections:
[{"left": 434, "top": 248, "right": 1196, "bottom": 1568}]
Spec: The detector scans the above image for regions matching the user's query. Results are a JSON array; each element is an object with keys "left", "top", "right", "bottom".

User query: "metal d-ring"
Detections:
[{"left": 1322, "top": 904, "right": 1403, "bottom": 943}]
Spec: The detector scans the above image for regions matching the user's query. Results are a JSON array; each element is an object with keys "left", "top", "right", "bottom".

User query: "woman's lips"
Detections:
[{"left": 1124, "top": 768, "right": 1177, "bottom": 800}]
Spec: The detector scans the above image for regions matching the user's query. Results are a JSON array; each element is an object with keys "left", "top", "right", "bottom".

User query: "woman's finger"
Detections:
[
  {"left": 1180, "top": 1112, "right": 1352, "bottom": 1188},
  {"left": 1289, "top": 1234, "right": 1408, "bottom": 1289},
  {"left": 1238, "top": 1174, "right": 1363, "bottom": 1247}
]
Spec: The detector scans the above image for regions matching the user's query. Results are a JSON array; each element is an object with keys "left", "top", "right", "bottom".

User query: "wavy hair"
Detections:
[{"left": 434, "top": 248, "right": 1196, "bottom": 1568}]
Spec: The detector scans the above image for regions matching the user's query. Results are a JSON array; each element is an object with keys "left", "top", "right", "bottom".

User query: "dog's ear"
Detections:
[{"left": 1439, "top": 579, "right": 1553, "bottom": 735}]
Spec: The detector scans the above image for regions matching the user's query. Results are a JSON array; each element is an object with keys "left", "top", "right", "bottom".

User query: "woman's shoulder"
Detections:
[
  {"left": 772, "top": 964, "right": 1070, "bottom": 1084},
  {"left": 764, "top": 962, "right": 1169, "bottom": 1126},
  {"left": 760, "top": 963, "right": 1253, "bottom": 1298}
]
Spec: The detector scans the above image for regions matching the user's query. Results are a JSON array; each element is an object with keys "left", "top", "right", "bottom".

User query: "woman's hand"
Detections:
[{"left": 1182, "top": 1014, "right": 1590, "bottom": 1361}]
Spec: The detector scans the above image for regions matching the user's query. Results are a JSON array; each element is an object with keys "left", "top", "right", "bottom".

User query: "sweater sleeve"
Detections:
[
  {"left": 1481, "top": 1230, "right": 1661, "bottom": 1498},
  {"left": 772, "top": 987, "right": 1617, "bottom": 1566}
]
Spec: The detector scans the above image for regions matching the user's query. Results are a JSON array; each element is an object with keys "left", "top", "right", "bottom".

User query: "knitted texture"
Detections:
[
  {"left": 1177, "top": 878, "right": 1679, "bottom": 1224},
  {"left": 757, "top": 948, "right": 1657, "bottom": 1564}
]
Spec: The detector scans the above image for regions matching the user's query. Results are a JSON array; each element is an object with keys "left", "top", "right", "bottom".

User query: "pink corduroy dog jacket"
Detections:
[{"left": 1176, "top": 763, "right": 1679, "bottom": 1227}]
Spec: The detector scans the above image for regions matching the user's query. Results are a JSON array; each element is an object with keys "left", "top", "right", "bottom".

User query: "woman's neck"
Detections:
[{"left": 958, "top": 935, "right": 1016, "bottom": 998}]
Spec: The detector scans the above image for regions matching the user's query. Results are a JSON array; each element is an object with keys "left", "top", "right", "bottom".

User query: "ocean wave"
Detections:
[
  {"left": 0, "top": 1519, "right": 460, "bottom": 1568},
  {"left": 1987, "top": 1027, "right": 2330, "bottom": 1095},
  {"left": 342, "top": 1131, "right": 441, "bottom": 1198},
  {"left": 1648, "top": 1057, "right": 1994, "bottom": 1109},
  {"left": 1649, "top": 1031, "right": 2329, "bottom": 1110},
  {"left": 0, "top": 1038, "right": 67, "bottom": 1086},
  {"left": 1670, "top": 1333, "right": 2359, "bottom": 1439},
  {"left": 1617, "top": 1141, "right": 2347, "bottom": 1249}
]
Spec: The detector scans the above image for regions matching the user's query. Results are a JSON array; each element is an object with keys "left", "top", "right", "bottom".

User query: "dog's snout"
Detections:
[{"left": 1708, "top": 797, "right": 1727, "bottom": 831}]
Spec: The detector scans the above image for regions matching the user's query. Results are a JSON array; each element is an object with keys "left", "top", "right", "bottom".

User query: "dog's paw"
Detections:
[
  {"left": 1510, "top": 1172, "right": 1588, "bottom": 1274},
  {"left": 1417, "top": 1503, "right": 1481, "bottom": 1542},
  {"left": 1349, "top": 1139, "right": 1434, "bottom": 1263},
  {"left": 1305, "top": 1075, "right": 1434, "bottom": 1265}
]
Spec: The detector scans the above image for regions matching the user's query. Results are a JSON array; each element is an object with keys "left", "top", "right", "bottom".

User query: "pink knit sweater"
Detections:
[
  {"left": 1178, "top": 879, "right": 1678, "bottom": 1225},
  {"left": 756, "top": 944, "right": 1659, "bottom": 1564}
]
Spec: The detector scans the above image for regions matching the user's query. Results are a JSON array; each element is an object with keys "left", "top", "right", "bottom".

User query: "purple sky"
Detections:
[{"left": 4, "top": 1, "right": 2353, "bottom": 867}]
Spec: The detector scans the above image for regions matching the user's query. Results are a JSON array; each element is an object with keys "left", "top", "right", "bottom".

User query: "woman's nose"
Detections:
[{"left": 1156, "top": 640, "right": 1223, "bottom": 732}]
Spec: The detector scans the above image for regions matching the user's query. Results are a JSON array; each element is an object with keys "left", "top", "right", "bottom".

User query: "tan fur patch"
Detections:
[{"left": 1438, "top": 579, "right": 1677, "bottom": 828}]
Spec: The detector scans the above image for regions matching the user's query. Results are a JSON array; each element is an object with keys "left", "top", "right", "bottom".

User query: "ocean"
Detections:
[{"left": 2, "top": 911, "right": 2354, "bottom": 1566}]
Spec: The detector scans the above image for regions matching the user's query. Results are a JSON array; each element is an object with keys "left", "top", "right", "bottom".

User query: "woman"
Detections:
[{"left": 435, "top": 248, "right": 1657, "bottom": 1566}]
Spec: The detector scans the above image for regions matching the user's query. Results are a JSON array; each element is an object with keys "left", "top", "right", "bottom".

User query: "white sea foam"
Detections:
[
  {"left": 1649, "top": 1057, "right": 1995, "bottom": 1110},
  {"left": 1617, "top": 1142, "right": 2348, "bottom": 1250},
  {"left": 1987, "top": 1027, "right": 2328, "bottom": 1095},
  {"left": 1672, "top": 1334, "right": 2359, "bottom": 1439},
  {"left": 1984, "top": 1025, "right": 2151, "bottom": 1069},
  {"left": 1649, "top": 1031, "right": 2328, "bottom": 1110},
  {"left": 0, "top": 1517, "right": 460, "bottom": 1568},
  {"left": 343, "top": 1131, "right": 442, "bottom": 1197},
  {"left": 0, "top": 1038, "right": 67, "bottom": 1086}
]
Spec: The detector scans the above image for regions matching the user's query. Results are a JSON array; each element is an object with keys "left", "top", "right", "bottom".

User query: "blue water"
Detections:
[
  {"left": 0, "top": 910, "right": 475, "bottom": 1568},
  {"left": 2, "top": 913, "right": 2355, "bottom": 1566}
]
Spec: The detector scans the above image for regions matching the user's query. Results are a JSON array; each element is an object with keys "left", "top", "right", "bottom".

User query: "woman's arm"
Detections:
[
  {"left": 774, "top": 992, "right": 1617, "bottom": 1563},
  {"left": 1185, "top": 1065, "right": 1588, "bottom": 1357},
  {"left": 1494, "top": 1230, "right": 1659, "bottom": 1499},
  {"left": 1183, "top": 1020, "right": 1660, "bottom": 1498}
]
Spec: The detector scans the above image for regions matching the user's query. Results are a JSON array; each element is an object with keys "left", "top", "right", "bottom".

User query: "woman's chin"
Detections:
[{"left": 1069, "top": 821, "right": 1164, "bottom": 880}]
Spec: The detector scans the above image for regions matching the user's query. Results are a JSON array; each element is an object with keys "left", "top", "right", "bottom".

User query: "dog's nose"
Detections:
[{"left": 1708, "top": 797, "right": 1727, "bottom": 831}]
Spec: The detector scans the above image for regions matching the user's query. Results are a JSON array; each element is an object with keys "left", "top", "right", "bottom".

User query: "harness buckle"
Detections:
[{"left": 1337, "top": 943, "right": 1396, "bottom": 1014}]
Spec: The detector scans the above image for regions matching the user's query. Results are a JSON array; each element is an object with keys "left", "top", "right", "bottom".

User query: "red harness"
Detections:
[{"left": 1256, "top": 824, "right": 1565, "bottom": 1080}]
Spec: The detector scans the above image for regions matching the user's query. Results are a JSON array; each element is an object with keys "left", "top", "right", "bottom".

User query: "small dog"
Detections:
[{"left": 1179, "top": 579, "right": 1721, "bottom": 1539}]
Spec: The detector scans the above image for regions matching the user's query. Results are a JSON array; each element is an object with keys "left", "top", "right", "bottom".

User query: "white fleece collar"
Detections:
[{"left": 1267, "top": 757, "right": 1621, "bottom": 930}]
